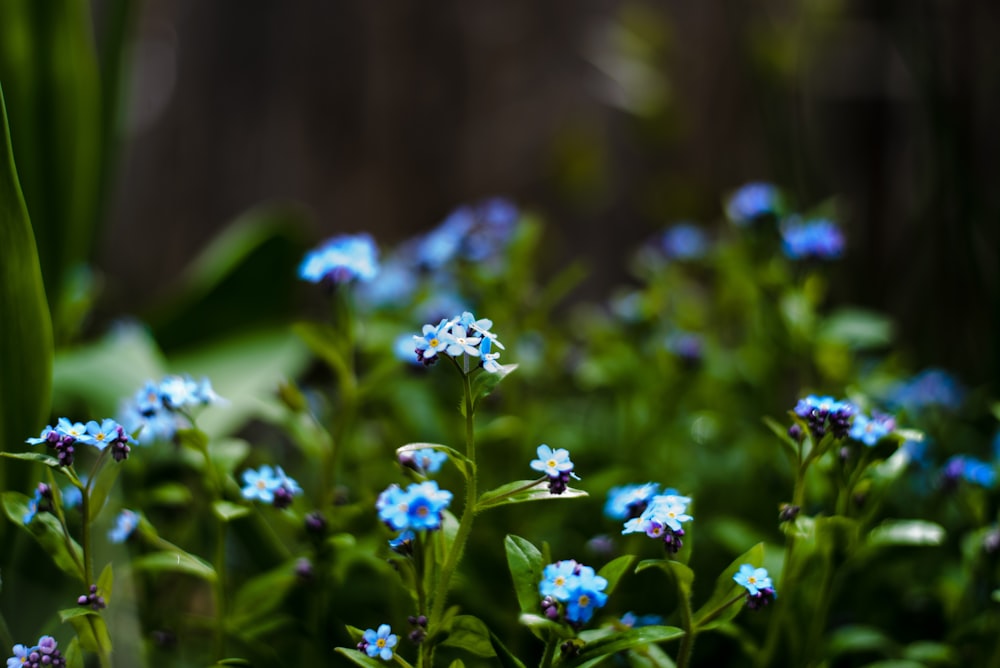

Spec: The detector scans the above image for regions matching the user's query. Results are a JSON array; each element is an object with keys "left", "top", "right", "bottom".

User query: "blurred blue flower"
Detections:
[
  {"left": 299, "top": 233, "right": 379, "bottom": 285},
  {"left": 666, "top": 332, "right": 703, "bottom": 365},
  {"left": 849, "top": 412, "right": 896, "bottom": 447},
  {"left": 416, "top": 198, "right": 518, "bottom": 267},
  {"left": 620, "top": 611, "right": 664, "bottom": 628},
  {"left": 408, "top": 448, "right": 448, "bottom": 474},
  {"left": 108, "top": 509, "right": 139, "bottom": 543},
  {"left": 604, "top": 483, "right": 659, "bottom": 520},
  {"left": 241, "top": 465, "right": 282, "bottom": 504},
  {"left": 780, "top": 218, "right": 845, "bottom": 260},
  {"left": 7, "top": 643, "right": 30, "bottom": 668},
  {"left": 376, "top": 481, "right": 452, "bottom": 531},
  {"left": 388, "top": 530, "right": 415, "bottom": 555},
  {"left": 23, "top": 483, "right": 51, "bottom": 525},
  {"left": 942, "top": 455, "right": 996, "bottom": 489},
  {"left": 61, "top": 484, "right": 83, "bottom": 510},
  {"left": 661, "top": 223, "right": 709, "bottom": 260},
  {"left": 887, "top": 368, "right": 965, "bottom": 413},
  {"left": 726, "top": 182, "right": 781, "bottom": 225},
  {"left": 793, "top": 395, "right": 857, "bottom": 439}
]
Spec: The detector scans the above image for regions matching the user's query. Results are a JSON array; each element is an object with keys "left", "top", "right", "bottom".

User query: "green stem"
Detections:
[
  {"left": 427, "top": 365, "right": 478, "bottom": 661},
  {"left": 672, "top": 571, "right": 696, "bottom": 668},
  {"left": 539, "top": 635, "right": 558, "bottom": 668}
]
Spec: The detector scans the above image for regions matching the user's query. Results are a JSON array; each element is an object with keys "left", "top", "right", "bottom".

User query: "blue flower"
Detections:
[
  {"left": 108, "top": 509, "right": 139, "bottom": 543},
  {"left": 376, "top": 481, "right": 452, "bottom": 531},
  {"left": 793, "top": 395, "right": 857, "bottom": 439},
  {"left": 22, "top": 484, "right": 51, "bottom": 525},
  {"left": 299, "top": 233, "right": 379, "bottom": 285},
  {"left": 55, "top": 418, "right": 88, "bottom": 441},
  {"left": 540, "top": 560, "right": 580, "bottom": 600},
  {"left": 530, "top": 444, "right": 576, "bottom": 478},
  {"left": 441, "top": 322, "right": 482, "bottom": 357},
  {"left": 388, "top": 530, "right": 415, "bottom": 555},
  {"left": 480, "top": 337, "right": 503, "bottom": 373},
  {"left": 413, "top": 318, "right": 451, "bottom": 364},
  {"left": 942, "top": 455, "right": 997, "bottom": 489},
  {"left": 622, "top": 489, "right": 692, "bottom": 553},
  {"left": 416, "top": 198, "right": 518, "bottom": 267},
  {"left": 241, "top": 465, "right": 283, "bottom": 504},
  {"left": 565, "top": 569, "right": 609, "bottom": 624},
  {"left": 849, "top": 413, "right": 895, "bottom": 447},
  {"left": 79, "top": 418, "right": 121, "bottom": 450},
  {"left": 620, "top": 611, "right": 664, "bottom": 628},
  {"left": 360, "top": 624, "right": 398, "bottom": 661},
  {"left": 25, "top": 425, "right": 59, "bottom": 446},
  {"left": 376, "top": 484, "right": 412, "bottom": 531},
  {"left": 411, "top": 448, "right": 448, "bottom": 474},
  {"left": 661, "top": 224, "right": 709, "bottom": 260},
  {"left": 726, "top": 182, "right": 781, "bottom": 225},
  {"left": 780, "top": 218, "right": 845, "bottom": 260},
  {"left": 7, "top": 643, "right": 30, "bottom": 667},
  {"left": 61, "top": 485, "right": 83, "bottom": 510},
  {"left": 271, "top": 466, "right": 304, "bottom": 509},
  {"left": 733, "top": 564, "right": 772, "bottom": 596},
  {"left": 604, "top": 483, "right": 659, "bottom": 520},
  {"left": 887, "top": 368, "right": 965, "bottom": 413}
]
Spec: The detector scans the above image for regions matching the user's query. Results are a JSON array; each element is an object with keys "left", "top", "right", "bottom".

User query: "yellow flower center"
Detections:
[
  {"left": 376, "top": 639, "right": 387, "bottom": 648},
  {"left": 547, "top": 459, "right": 557, "bottom": 468},
  {"left": 579, "top": 594, "right": 590, "bottom": 607},
  {"left": 429, "top": 338, "right": 439, "bottom": 347}
]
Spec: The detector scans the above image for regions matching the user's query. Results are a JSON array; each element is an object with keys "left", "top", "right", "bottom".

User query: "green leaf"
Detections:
[
  {"left": 448, "top": 661, "right": 466, "bottom": 668},
  {"left": 2, "top": 491, "right": 83, "bottom": 581},
  {"left": 505, "top": 535, "right": 544, "bottom": 613},
  {"left": 761, "top": 416, "right": 798, "bottom": 462},
  {"left": 87, "top": 459, "right": 121, "bottom": 522},
  {"left": 867, "top": 520, "right": 945, "bottom": 547},
  {"left": 439, "top": 615, "right": 497, "bottom": 657},
  {"left": 211, "top": 660, "right": 254, "bottom": 667},
  {"left": 228, "top": 560, "right": 297, "bottom": 630},
  {"left": 598, "top": 554, "right": 636, "bottom": 596},
  {"left": 477, "top": 479, "right": 587, "bottom": 512},
  {"left": 518, "top": 613, "right": 574, "bottom": 640},
  {"left": 397, "top": 442, "right": 474, "bottom": 479},
  {"left": 145, "top": 482, "right": 193, "bottom": 507},
  {"left": 96, "top": 562, "right": 113, "bottom": 607},
  {"left": 691, "top": 542, "right": 764, "bottom": 630},
  {"left": 292, "top": 321, "right": 348, "bottom": 375},
  {"left": 561, "top": 626, "right": 685, "bottom": 667},
  {"left": 62, "top": 608, "right": 112, "bottom": 656},
  {"left": 824, "top": 624, "right": 897, "bottom": 658},
  {"left": 176, "top": 427, "right": 210, "bottom": 454},
  {"left": 210, "top": 438, "right": 250, "bottom": 477},
  {"left": 470, "top": 363, "right": 518, "bottom": 411},
  {"left": 636, "top": 559, "right": 694, "bottom": 603},
  {"left": 0, "top": 452, "right": 75, "bottom": 479},
  {"left": 63, "top": 637, "right": 83, "bottom": 668},
  {"left": 131, "top": 550, "right": 217, "bottom": 582},
  {"left": 818, "top": 308, "right": 893, "bottom": 349},
  {"left": 333, "top": 648, "right": 391, "bottom": 668},
  {"left": 213, "top": 500, "right": 250, "bottom": 523}
]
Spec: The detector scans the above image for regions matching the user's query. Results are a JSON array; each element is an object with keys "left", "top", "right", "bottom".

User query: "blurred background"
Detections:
[{"left": 6, "top": 0, "right": 1000, "bottom": 380}]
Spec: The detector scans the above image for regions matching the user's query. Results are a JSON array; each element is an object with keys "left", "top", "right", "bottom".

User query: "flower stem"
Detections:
[
  {"left": 539, "top": 635, "right": 558, "bottom": 668},
  {"left": 671, "top": 570, "right": 696, "bottom": 668}
]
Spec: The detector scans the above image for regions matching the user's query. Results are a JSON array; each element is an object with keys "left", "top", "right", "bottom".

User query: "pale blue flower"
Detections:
[
  {"left": 109, "top": 509, "right": 139, "bottom": 543},
  {"left": 733, "top": 564, "right": 773, "bottom": 596}
]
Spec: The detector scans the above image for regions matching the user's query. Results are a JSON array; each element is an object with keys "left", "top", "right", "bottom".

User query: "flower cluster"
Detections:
[
  {"left": 887, "top": 368, "right": 965, "bottom": 413},
  {"left": 7, "top": 636, "right": 66, "bottom": 667},
  {"left": 77, "top": 584, "right": 107, "bottom": 611},
  {"left": 399, "top": 448, "right": 448, "bottom": 475},
  {"left": 22, "top": 483, "right": 52, "bottom": 525},
  {"left": 356, "top": 624, "right": 397, "bottom": 661},
  {"left": 241, "top": 465, "right": 303, "bottom": 509},
  {"left": 119, "top": 374, "right": 222, "bottom": 444},
  {"left": 108, "top": 509, "right": 139, "bottom": 543},
  {"left": 621, "top": 488, "right": 693, "bottom": 554},
  {"left": 849, "top": 412, "right": 896, "bottom": 446},
  {"left": 725, "top": 182, "right": 782, "bottom": 226},
  {"left": 792, "top": 395, "right": 857, "bottom": 440},
  {"left": 299, "top": 233, "right": 379, "bottom": 286},
  {"left": 376, "top": 481, "right": 452, "bottom": 532},
  {"left": 529, "top": 444, "right": 579, "bottom": 494},
  {"left": 539, "top": 559, "right": 609, "bottom": 625},
  {"left": 412, "top": 311, "right": 505, "bottom": 372},
  {"left": 27, "top": 417, "right": 137, "bottom": 466},
  {"left": 733, "top": 564, "right": 777, "bottom": 610},
  {"left": 780, "top": 218, "right": 845, "bottom": 260}
]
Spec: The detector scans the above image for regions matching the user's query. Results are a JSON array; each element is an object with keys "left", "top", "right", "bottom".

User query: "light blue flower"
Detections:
[
  {"left": 564, "top": 568, "right": 608, "bottom": 624},
  {"left": 480, "top": 337, "right": 502, "bottom": 373},
  {"left": 376, "top": 484, "right": 412, "bottom": 531},
  {"left": 726, "top": 182, "right": 781, "bottom": 225},
  {"left": 849, "top": 413, "right": 895, "bottom": 446},
  {"left": 61, "top": 484, "right": 83, "bottom": 510},
  {"left": 55, "top": 418, "right": 88, "bottom": 441},
  {"left": 733, "top": 564, "right": 772, "bottom": 596},
  {"left": 539, "top": 560, "right": 580, "bottom": 600},
  {"left": 7, "top": 643, "right": 30, "bottom": 667},
  {"left": 109, "top": 509, "right": 139, "bottom": 543},
  {"left": 441, "top": 322, "right": 482, "bottom": 357},
  {"left": 80, "top": 418, "right": 121, "bottom": 450},
  {"left": 405, "top": 481, "right": 453, "bottom": 530},
  {"left": 661, "top": 223, "right": 708, "bottom": 260},
  {"left": 413, "top": 318, "right": 451, "bottom": 362},
  {"left": 643, "top": 498, "right": 692, "bottom": 532},
  {"left": 530, "top": 444, "right": 577, "bottom": 478},
  {"left": 604, "top": 483, "right": 659, "bottom": 520},
  {"left": 241, "top": 465, "right": 282, "bottom": 503},
  {"left": 412, "top": 448, "right": 448, "bottom": 474},
  {"left": 299, "top": 233, "right": 379, "bottom": 284},
  {"left": 25, "top": 424, "right": 58, "bottom": 446},
  {"left": 362, "top": 624, "right": 398, "bottom": 661}
]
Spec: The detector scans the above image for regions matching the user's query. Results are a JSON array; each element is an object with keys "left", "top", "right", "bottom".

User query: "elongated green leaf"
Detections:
[
  {"left": 598, "top": 555, "right": 636, "bottom": 596},
  {"left": 2, "top": 491, "right": 83, "bottom": 581},
  {"left": 63, "top": 637, "right": 83, "bottom": 668},
  {"left": 691, "top": 542, "right": 764, "bottom": 630},
  {"left": 439, "top": 615, "right": 496, "bottom": 657},
  {"left": 561, "top": 626, "right": 685, "bottom": 667},
  {"left": 213, "top": 500, "right": 250, "bottom": 523},
  {"left": 867, "top": 520, "right": 945, "bottom": 547},
  {"left": 333, "top": 648, "right": 390, "bottom": 668},
  {"left": 518, "top": 613, "right": 574, "bottom": 640},
  {"left": 505, "top": 535, "right": 543, "bottom": 613},
  {"left": 477, "top": 480, "right": 587, "bottom": 512},
  {"left": 0, "top": 452, "right": 78, "bottom": 486},
  {"left": 470, "top": 363, "right": 518, "bottom": 411},
  {"left": 761, "top": 416, "right": 798, "bottom": 462},
  {"left": 61, "top": 608, "right": 112, "bottom": 656},
  {"left": 397, "top": 442, "right": 474, "bottom": 479},
  {"left": 489, "top": 629, "right": 528, "bottom": 668},
  {"left": 96, "top": 562, "right": 113, "bottom": 607},
  {"left": 636, "top": 559, "right": 694, "bottom": 603},
  {"left": 0, "top": 84, "right": 52, "bottom": 470},
  {"left": 88, "top": 460, "right": 120, "bottom": 522},
  {"left": 131, "top": 550, "right": 217, "bottom": 582},
  {"left": 228, "top": 560, "right": 297, "bottom": 630}
]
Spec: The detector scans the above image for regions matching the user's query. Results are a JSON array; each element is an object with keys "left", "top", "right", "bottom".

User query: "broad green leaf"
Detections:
[
  {"left": 63, "top": 637, "right": 83, "bottom": 668},
  {"left": 902, "top": 641, "right": 955, "bottom": 664},
  {"left": 62, "top": 608, "right": 112, "bottom": 656},
  {"left": 2, "top": 491, "right": 83, "bottom": 581},
  {"left": 824, "top": 624, "right": 896, "bottom": 658},
  {"left": 87, "top": 459, "right": 121, "bottom": 522},
  {"left": 867, "top": 520, "right": 945, "bottom": 547},
  {"left": 518, "top": 613, "right": 574, "bottom": 640},
  {"left": 333, "top": 648, "right": 390, "bottom": 668},
  {"left": 96, "top": 562, "right": 113, "bottom": 607},
  {"left": 229, "top": 560, "right": 297, "bottom": 629},
  {"left": 397, "top": 442, "right": 474, "bottom": 479},
  {"left": 213, "top": 500, "right": 250, "bottom": 523},
  {"left": 439, "top": 615, "right": 496, "bottom": 657},
  {"left": 448, "top": 661, "right": 466, "bottom": 668},
  {"left": 505, "top": 534, "right": 543, "bottom": 613},
  {"left": 477, "top": 480, "right": 587, "bottom": 512},
  {"left": 131, "top": 550, "right": 217, "bottom": 582},
  {"left": 560, "top": 626, "right": 685, "bottom": 668},
  {"left": 598, "top": 554, "right": 636, "bottom": 596},
  {"left": 0, "top": 83, "right": 52, "bottom": 469},
  {"left": 691, "top": 542, "right": 764, "bottom": 630}
]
